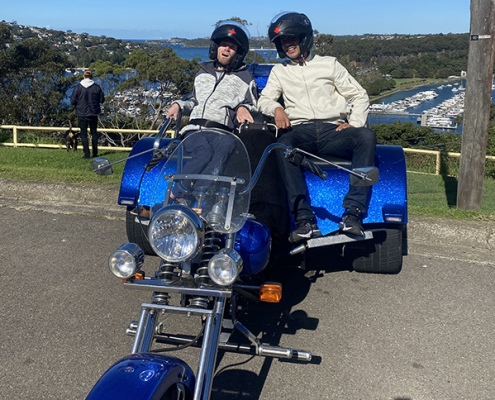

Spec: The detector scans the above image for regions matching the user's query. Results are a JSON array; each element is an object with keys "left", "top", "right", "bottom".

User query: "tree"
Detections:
[
  {"left": 313, "top": 33, "right": 335, "bottom": 56},
  {"left": 213, "top": 17, "right": 251, "bottom": 27},
  {"left": 98, "top": 47, "right": 199, "bottom": 146},
  {"left": 0, "top": 37, "right": 75, "bottom": 126}
]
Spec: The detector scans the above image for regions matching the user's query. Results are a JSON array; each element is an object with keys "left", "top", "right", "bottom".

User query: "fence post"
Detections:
[
  {"left": 435, "top": 151, "right": 440, "bottom": 175},
  {"left": 13, "top": 126, "right": 17, "bottom": 148}
]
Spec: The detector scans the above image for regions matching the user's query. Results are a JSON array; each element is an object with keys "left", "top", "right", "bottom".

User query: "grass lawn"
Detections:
[
  {"left": 0, "top": 147, "right": 128, "bottom": 186},
  {"left": 407, "top": 172, "right": 495, "bottom": 220},
  {"left": 1, "top": 146, "right": 495, "bottom": 221}
]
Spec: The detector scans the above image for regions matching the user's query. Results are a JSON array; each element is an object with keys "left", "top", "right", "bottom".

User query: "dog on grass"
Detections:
[{"left": 64, "top": 121, "right": 78, "bottom": 151}]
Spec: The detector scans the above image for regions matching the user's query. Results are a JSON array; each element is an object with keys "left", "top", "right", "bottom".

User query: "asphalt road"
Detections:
[{"left": 1, "top": 184, "right": 495, "bottom": 399}]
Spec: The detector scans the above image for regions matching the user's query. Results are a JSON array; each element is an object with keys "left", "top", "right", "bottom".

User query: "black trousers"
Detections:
[
  {"left": 171, "top": 130, "right": 237, "bottom": 198},
  {"left": 276, "top": 122, "right": 376, "bottom": 223},
  {"left": 78, "top": 116, "right": 99, "bottom": 157}
]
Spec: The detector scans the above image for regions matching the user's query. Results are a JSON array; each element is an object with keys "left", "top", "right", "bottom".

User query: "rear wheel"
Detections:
[
  {"left": 347, "top": 226, "right": 403, "bottom": 274},
  {"left": 126, "top": 208, "right": 155, "bottom": 256}
]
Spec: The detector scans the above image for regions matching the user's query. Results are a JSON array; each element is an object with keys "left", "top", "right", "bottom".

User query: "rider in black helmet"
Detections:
[
  {"left": 258, "top": 12, "right": 377, "bottom": 243},
  {"left": 269, "top": 11, "right": 313, "bottom": 60},
  {"left": 209, "top": 20, "right": 250, "bottom": 71},
  {"left": 165, "top": 20, "right": 257, "bottom": 201}
]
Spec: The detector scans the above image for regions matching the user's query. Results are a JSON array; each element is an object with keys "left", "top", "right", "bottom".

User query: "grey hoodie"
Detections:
[{"left": 174, "top": 61, "right": 257, "bottom": 133}]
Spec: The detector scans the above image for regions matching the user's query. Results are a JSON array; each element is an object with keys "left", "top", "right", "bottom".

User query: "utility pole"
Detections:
[{"left": 457, "top": 0, "right": 495, "bottom": 210}]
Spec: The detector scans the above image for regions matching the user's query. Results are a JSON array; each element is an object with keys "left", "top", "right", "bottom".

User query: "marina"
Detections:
[
  {"left": 369, "top": 82, "right": 467, "bottom": 130},
  {"left": 368, "top": 79, "right": 495, "bottom": 133}
]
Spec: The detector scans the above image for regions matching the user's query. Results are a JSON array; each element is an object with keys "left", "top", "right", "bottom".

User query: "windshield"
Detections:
[{"left": 149, "top": 130, "right": 251, "bottom": 234}]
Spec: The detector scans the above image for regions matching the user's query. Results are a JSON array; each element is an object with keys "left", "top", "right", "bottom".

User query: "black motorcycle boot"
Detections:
[
  {"left": 289, "top": 220, "right": 323, "bottom": 244},
  {"left": 339, "top": 207, "right": 365, "bottom": 237}
]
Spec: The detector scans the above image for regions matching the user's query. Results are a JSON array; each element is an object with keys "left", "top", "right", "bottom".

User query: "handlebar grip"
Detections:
[
  {"left": 300, "top": 157, "right": 328, "bottom": 180},
  {"left": 145, "top": 149, "right": 162, "bottom": 172}
]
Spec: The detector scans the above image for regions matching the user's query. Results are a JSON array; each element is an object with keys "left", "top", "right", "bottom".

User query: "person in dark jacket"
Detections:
[{"left": 70, "top": 69, "right": 105, "bottom": 158}]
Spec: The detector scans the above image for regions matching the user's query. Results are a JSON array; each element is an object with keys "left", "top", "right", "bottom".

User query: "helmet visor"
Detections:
[{"left": 215, "top": 20, "right": 251, "bottom": 39}]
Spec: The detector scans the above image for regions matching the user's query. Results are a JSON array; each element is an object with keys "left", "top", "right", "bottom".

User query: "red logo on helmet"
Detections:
[
  {"left": 229, "top": 29, "right": 236, "bottom": 35},
  {"left": 274, "top": 27, "right": 281, "bottom": 34}
]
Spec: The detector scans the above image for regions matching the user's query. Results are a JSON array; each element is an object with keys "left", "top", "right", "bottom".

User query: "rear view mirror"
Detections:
[
  {"left": 92, "top": 158, "right": 114, "bottom": 176},
  {"left": 350, "top": 167, "right": 379, "bottom": 186}
]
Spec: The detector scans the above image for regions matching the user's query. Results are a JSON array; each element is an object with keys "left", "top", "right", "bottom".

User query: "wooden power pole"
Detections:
[{"left": 457, "top": 0, "right": 495, "bottom": 210}]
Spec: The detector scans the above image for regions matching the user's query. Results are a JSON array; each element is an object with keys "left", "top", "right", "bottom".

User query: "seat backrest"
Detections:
[{"left": 247, "top": 64, "right": 274, "bottom": 95}]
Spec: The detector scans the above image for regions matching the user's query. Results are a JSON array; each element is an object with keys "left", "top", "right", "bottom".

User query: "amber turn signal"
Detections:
[
  {"left": 121, "top": 271, "right": 144, "bottom": 284},
  {"left": 260, "top": 283, "right": 282, "bottom": 303}
]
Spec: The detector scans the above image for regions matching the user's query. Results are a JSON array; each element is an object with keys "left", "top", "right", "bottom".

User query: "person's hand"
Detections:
[
  {"left": 274, "top": 107, "right": 291, "bottom": 129},
  {"left": 336, "top": 122, "right": 353, "bottom": 131},
  {"left": 166, "top": 103, "right": 180, "bottom": 120},
  {"left": 236, "top": 106, "right": 254, "bottom": 124}
]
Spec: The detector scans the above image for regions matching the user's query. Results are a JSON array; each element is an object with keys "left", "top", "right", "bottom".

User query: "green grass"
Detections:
[
  {"left": 1, "top": 146, "right": 495, "bottom": 221},
  {"left": 407, "top": 172, "right": 495, "bottom": 221},
  {"left": 0, "top": 147, "right": 128, "bottom": 186}
]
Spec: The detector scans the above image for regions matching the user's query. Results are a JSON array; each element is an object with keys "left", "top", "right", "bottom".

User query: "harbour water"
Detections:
[
  {"left": 369, "top": 82, "right": 467, "bottom": 133},
  {"left": 168, "top": 44, "right": 277, "bottom": 63},
  {"left": 167, "top": 45, "right": 210, "bottom": 62}
]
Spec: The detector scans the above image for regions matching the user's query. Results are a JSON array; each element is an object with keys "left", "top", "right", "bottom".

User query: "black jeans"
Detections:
[
  {"left": 172, "top": 130, "right": 237, "bottom": 198},
  {"left": 276, "top": 122, "right": 376, "bottom": 223},
  {"left": 78, "top": 116, "right": 99, "bottom": 157}
]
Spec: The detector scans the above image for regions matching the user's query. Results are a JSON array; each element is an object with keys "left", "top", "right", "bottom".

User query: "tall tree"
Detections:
[{"left": 0, "top": 36, "right": 75, "bottom": 126}]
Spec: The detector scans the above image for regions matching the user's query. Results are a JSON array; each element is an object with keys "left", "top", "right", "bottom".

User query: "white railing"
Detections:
[
  {"left": 403, "top": 148, "right": 495, "bottom": 175},
  {"left": 2, "top": 124, "right": 495, "bottom": 176},
  {"left": 0, "top": 125, "right": 175, "bottom": 152}
]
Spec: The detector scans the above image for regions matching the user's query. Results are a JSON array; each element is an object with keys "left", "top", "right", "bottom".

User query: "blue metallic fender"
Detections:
[
  {"left": 86, "top": 353, "right": 195, "bottom": 400},
  {"left": 307, "top": 144, "right": 408, "bottom": 235},
  {"left": 118, "top": 137, "right": 173, "bottom": 208}
]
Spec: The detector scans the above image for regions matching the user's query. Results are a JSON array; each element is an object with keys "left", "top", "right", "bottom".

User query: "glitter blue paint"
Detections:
[{"left": 308, "top": 145, "right": 407, "bottom": 235}]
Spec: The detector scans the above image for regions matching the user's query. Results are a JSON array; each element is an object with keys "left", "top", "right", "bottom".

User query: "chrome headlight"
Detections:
[
  {"left": 149, "top": 205, "right": 204, "bottom": 262},
  {"left": 108, "top": 242, "right": 144, "bottom": 279},
  {"left": 208, "top": 249, "right": 243, "bottom": 286}
]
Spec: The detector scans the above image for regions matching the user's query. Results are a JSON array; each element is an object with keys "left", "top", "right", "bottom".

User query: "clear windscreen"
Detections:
[{"left": 150, "top": 130, "right": 251, "bottom": 234}]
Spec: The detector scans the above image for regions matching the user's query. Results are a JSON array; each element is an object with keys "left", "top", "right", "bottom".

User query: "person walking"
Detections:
[
  {"left": 258, "top": 12, "right": 377, "bottom": 243},
  {"left": 70, "top": 69, "right": 105, "bottom": 158}
]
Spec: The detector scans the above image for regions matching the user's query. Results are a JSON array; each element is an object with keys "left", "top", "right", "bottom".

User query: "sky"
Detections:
[{"left": 2, "top": 0, "right": 470, "bottom": 40}]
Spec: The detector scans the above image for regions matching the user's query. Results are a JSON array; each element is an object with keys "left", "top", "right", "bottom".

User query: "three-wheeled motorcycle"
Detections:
[{"left": 86, "top": 64, "right": 407, "bottom": 400}]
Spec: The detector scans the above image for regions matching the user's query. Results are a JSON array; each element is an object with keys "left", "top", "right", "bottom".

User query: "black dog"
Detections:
[{"left": 64, "top": 121, "right": 78, "bottom": 151}]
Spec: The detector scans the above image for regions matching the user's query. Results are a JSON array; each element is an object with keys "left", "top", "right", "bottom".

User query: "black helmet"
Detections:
[
  {"left": 268, "top": 12, "right": 313, "bottom": 59},
  {"left": 209, "top": 20, "right": 250, "bottom": 70}
]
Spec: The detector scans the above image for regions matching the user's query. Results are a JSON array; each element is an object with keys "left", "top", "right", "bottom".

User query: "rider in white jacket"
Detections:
[{"left": 258, "top": 12, "right": 376, "bottom": 243}]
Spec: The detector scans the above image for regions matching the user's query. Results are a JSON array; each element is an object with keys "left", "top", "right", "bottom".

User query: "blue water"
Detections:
[
  {"left": 369, "top": 81, "right": 495, "bottom": 134},
  {"left": 168, "top": 44, "right": 277, "bottom": 63},
  {"left": 168, "top": 44, "right": 210, "bottom": 62}
]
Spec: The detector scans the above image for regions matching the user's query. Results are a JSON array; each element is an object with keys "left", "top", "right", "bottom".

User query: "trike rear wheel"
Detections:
[{"left": 347, "top": 226, "right": 403, "bottom": 274}]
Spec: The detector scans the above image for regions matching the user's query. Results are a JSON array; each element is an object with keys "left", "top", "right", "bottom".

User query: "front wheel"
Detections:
[{"left": 346, "top": 226, "right": 403, "bottom": 274}]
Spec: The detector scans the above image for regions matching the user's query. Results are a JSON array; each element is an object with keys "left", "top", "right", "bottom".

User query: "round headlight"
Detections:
[
  {"left": 108, "top": 243, "right": 144, "bottom": 279},
  {"left": 149, "top": 205, "right": 204, "bottom": 262},
  {"left": 208, "top": 249, "right": 243, "bottom": 286}
]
